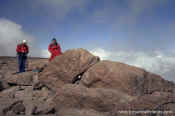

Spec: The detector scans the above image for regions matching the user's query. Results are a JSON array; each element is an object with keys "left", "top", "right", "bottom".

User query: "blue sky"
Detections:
[
  {"left": 1, "top": 0, "right": 175, "bottom": 51},
  {"left": 0, "top": 0, "right": 175, "bottom": 81}
]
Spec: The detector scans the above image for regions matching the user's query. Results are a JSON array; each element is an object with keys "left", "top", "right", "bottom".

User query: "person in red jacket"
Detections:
[
  {"left": 16, "top": 40, "right": 29, "bottom": 73},
  {"left": 48, "top": 38, "right": 62, "bottom": 61}
]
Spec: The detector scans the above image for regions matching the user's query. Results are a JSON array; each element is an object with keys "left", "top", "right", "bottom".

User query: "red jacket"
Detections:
[
  {"left": 48, "top": 43, "right": 62, "bottom": 61},
  {"left": 16, "top": 44, "right": 29, "bottom": 54}
]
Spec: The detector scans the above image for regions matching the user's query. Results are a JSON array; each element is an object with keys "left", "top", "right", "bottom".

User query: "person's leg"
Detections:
[
  {"left": 21, "top": 59, "right": 24, "bottom": 72},
  {"left": 18, "top": 55, "right": 20, "bottom": 72},
  {"left": 18, "top": 55, "right": 23, "bottom": 73},
  {"left": 21, "top": 57, "right": 24, "bottom": 72},
  {"left": 22, "top": 56, "right": 27, "bottom": 72}
]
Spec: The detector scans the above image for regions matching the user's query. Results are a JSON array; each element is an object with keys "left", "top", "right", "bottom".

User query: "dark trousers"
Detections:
[{"left": 18, "top": 55, "right": 27, "bottom": 73}]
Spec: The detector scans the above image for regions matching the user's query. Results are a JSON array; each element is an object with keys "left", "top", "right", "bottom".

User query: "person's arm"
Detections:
[
  {"left": 26, "top": 45, "right": 29, "bottom": 55},
  {"left": 16, "top": 45, "right": 21, "bottom": 55}
]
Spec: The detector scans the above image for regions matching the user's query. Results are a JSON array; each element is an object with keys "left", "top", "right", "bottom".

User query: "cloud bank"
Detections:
[
  {"left": 0, "top": 18, "right": 49, "bottom": 58},
  {"left": 91, "top": 48, "right": 175, "bottom": 82}
]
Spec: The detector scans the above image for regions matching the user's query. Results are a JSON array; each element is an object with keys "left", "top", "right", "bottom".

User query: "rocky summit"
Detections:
[{"left": 0, "top": 48, "right": 175, "bottom": 116}]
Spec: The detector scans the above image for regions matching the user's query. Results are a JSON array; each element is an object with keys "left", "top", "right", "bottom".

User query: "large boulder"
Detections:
[
  {"left": 27, "top": 58, "right": 48, "bottom": 71},
  {"left": 54, "top": 84, "right": 134, "bottom": 116},
  {"left": 0, "top": 74, "right": 10, "bottom": 91},
  {"left": 0, "top": 89, "right": 25, "bottom": 116},
  {"left": 128, "top": 92, "right": 175, "bottom": 111},
  {"left": 0, "top": 80, "right": 9, "bottom": 91},
  {"left": 0, "top": 85, "right": 55, "bottom": 116},
  {"left": 54, "top": 84, "right": 175, "bottom": 116},
  {"left": 5, "top": 72, "right": 38, "bottom": 86},
  {"left": 0, "top": 57, "right": 57, "bottom": 116},
  {"left": 57, "top": 108, "right": 109, "bottom": 116},
  {"left": 80, "top": 61, "right": 175, "bottom": 96},
  {"left": 0, "top": 52, "right": 175, "bottom": 116},
  {"left": 39, "top": 48, "right": 100, "bottom": 91}
]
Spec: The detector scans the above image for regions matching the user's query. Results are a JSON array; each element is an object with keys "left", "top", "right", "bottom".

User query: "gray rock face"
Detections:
[
  {"left": 6, "top": 72, "right": 37, "bottom": 86},
  {"left": 0, "top": 49, "right": 175, "bottom": 116},
  {"left": 0, "top": 57, "right": 54, "bottom": 116},
  {"left": 80, "top": 61, "right": 175, "bottom": 96},
  {"left": 38, "top": 48, "right": 100, "bottom": 91},
  {"left": 54, "top": 84, "right": 134, "bottom": 115}
]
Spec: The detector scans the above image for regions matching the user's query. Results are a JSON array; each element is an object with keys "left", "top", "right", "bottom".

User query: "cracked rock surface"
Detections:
[{"left": 0, "top": 49, "right": 175, "bottom": 116}]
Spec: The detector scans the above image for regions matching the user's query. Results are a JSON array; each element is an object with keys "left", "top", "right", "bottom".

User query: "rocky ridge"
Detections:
[{"left": 0, "top": 49, "right": 174, "bottom": 116}]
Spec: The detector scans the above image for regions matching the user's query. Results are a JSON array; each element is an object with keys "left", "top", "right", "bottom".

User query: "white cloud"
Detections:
[
  {"left": 41, "top": 49, "right": 50, "bottom": 58},
  {"left": 0, "top": 18, "right": 48, "bottom": 57},
  {"left": 91, "top": 48, "right": 175, "bottom": 82},
  {"left": 91, "top": 48, "right": 111, "bottom": 60}
]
